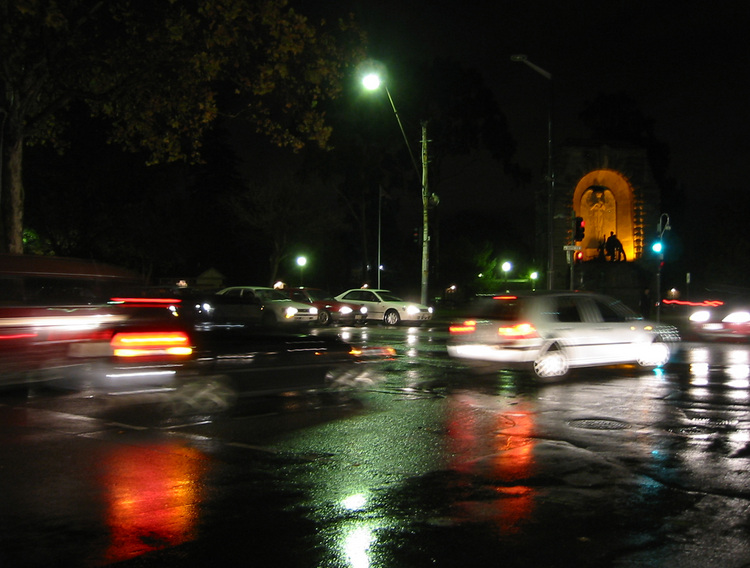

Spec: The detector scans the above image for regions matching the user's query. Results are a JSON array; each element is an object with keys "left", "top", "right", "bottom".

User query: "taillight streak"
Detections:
[
  {"left": 449, "top": 320, "right": 477, "bottom": 334},
  {"left": 497, "top": 322, "right": 538, "bottom": 340},
  {"left": 111, "top": 331, "right": 193, "bottom": 357}
]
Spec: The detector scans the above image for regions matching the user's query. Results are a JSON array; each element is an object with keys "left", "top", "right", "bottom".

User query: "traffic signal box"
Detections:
[{"left": 574, "top": 217, "right": 585, "bottom": 242}]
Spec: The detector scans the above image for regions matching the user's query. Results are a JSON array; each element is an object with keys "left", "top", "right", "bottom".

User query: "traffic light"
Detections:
[
  {"left": 574, "top": 217, "right": 585, "bottom": 242},
  {"left": 652, "top": 241, "right": 663, "bottom": 254}
]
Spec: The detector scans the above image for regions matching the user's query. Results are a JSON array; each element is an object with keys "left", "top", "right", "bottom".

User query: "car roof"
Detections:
[{"left": 0, "top": 254, "right": 142, "bottom": 282}]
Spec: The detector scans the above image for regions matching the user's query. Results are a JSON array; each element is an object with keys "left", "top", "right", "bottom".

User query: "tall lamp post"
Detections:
[
  {"left": 296, "top": 256, "right": 307, "bottom": 287},
  {"left": 362, "top": 72, "right": 431, "bottom": 305},
  {"left": 511, "top": 54, "right": 554, "bottom": 290},
  {"left": 652, "top": 213, "right": 671, "bottom": 323}
]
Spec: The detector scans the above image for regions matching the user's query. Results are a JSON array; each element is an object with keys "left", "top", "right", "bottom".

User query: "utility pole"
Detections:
[{"left": 420, "top": 122, "right": 429, "bottom": 305}]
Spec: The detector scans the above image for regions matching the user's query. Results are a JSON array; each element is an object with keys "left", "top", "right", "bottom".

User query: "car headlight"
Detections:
[
  {"left": 309, "top": 307, "right": 318, "bottom": 315},
  {"left": 360, "top": 306, "right": 368, "bottom": 314},
  {"left": 723, "top": 311, "right": 750, "bottom": 324},
  {"left": 428, "top": 306, "right": 434, "bottom": 314},
  {"left": 339, "top": 306, "right": 353, "bottom": 315},
  {"left": 689, "top": 310, "right": 710, "bottom": 323},
  {"left": 406, "top": 305, "right": 420, "bottom": 315},
  {"left": 284, "top": 307, "right": 299, "bottom": 318}
]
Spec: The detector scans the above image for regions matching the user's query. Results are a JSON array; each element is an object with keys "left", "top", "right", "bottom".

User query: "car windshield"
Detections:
[
  {"left": 256, "top": 289, "right": 289, "bottom": 302},
  {"left": 467, "top": 295, "right": 522, "bottom": 321},
  {"left": 377, "top": 292, "right": 405, "bottom": 302},
  {"left": 597, "top": 297, "right": 641, "bottom": 321},
  {"left": 305, "top": 290, "right": 333, "bottom": 302}
]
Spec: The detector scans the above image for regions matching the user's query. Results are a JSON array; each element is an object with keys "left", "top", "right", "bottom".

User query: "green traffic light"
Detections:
[{"left": 652, "top": 241, "right": 663, "bottom": 253}]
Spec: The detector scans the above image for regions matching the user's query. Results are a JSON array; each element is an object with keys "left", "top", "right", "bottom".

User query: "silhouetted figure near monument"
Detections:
[{"left": 605, "top": 232, "right": 624, "bottom": 262}]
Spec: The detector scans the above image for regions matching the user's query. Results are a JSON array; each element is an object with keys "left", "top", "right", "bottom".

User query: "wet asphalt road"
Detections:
[{"left": 1, "top": 325, "right": 750, "bottom": 567}]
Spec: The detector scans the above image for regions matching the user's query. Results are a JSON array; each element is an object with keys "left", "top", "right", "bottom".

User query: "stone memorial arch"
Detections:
[{"left": 551, "top": 144, "right": 662, "bottom": 296}]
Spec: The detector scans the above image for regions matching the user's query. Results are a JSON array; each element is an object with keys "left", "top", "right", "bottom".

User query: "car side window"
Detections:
[
  {"left": 554, "top": 297, "right": 583, "bottom": 323},
  {"left": 594, "top": 299, "right": 627, "bottom": 323},
  {"left": 223, "top": 288, "right": 241, "bottom": 297}
]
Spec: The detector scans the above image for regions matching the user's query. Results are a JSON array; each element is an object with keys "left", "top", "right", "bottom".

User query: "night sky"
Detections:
[{"left": 351, "top": 0, "right": 750, "bottom": 211}]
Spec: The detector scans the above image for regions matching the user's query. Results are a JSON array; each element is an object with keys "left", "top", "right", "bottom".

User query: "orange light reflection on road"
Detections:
[
  {"left": 99, "top": 442, "right": 210, "bottom": 564},
  {"left": 446, "top": 395, "right": 537, "bottom": 534}
]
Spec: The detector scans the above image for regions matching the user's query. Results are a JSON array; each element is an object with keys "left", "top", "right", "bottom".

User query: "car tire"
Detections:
[
  {"left": 384, "top": 309, "right": 401, "bottom": 326},
  {"left": 637, "top": 341, "right": 670, "bottom": 368},
  {"left": 318, "top": 310, "right": 332, "bottom": 326},
  {"left": 167, "top": 376, "right": 237, "bottom": 415},
  {"left": 533, "top": 345, "right": 569, "bottom": 379}
]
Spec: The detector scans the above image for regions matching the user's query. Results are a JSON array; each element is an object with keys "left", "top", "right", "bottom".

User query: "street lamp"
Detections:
[
  {"left": 511, "top": 54, "right": 554, "bottom": 290},
  {"left": 502, "top": 261, "right": 512, "bottom": 290},
  {"left": 362, "top": 72, "right": 431, "bottom": 305},
  {"left": 296, "top": 256, "right": 307, "bottom": 286},
  {"left": 530, "top": 271, "right": 539, "bottom": 291}
]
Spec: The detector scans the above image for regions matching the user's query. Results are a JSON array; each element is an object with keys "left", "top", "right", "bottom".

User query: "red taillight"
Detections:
[
  {"left": 450, "top": 320, "right": 477, "bottom": 334},
  {"left": 497, "top": 322, "right": 538, "bottom": 340},
  {"left": 110, "top": 297, "right": 182, "bottom": 304},
  {"left": 110, "top": 331, "right": 193, "bottom": 357}
]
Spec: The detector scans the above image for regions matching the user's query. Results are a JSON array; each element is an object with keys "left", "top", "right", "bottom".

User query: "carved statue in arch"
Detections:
[{"left": 581, "top": 185, "right": 616, "bottom": 256}]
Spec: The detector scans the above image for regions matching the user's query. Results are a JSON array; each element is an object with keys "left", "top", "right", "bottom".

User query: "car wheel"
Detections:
[
  {"left": 318, "top": 310, "right": 332, "bottom": 326},
  {"left": 637, "top": 341, "right": 670, "bottom": 367},
  {"left": 167, "top": 377, "right": 237, "bottom": 415},
  {"left": 384, "top": 309, "right": 401, "bottom": 326},
  {"left": 533, "top": 345, "right": 569, "bottom": 379}
]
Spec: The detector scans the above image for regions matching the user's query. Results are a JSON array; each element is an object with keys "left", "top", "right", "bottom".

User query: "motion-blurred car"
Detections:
[
  {"left": 285, "top": 287, "right": 367, "bottom": 326},
  {"left": 334, "top": 288, "right": 433, "bottom": 325},
  {"left": 0, "top": 256, "right": 365, "bottom": 403},
  {"left": 216, "top": 286, "right": 317, "bottom": 327},
  {"left": 688, "top": 300, "right": 750, "bottom": 340},
  {"left": 447, "top": 291, "right": 678, "bottom": 379}
]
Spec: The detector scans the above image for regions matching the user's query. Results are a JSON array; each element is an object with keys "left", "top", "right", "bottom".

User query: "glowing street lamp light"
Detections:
[
  {"left": 296, "top": 256, "right": 307, "bottom": 286},
  {"left": 362, "top": 71, "right": 431, "bottom": 305},
  {"left": 502, "top": 261, "right": 512, "bottom": 290},
  {"left": 361, "top": 73, "right": 420, "bottom": 179}
]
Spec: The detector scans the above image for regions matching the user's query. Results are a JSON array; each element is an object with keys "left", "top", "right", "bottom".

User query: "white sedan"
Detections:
[
  {"left": 217, "top": 286, "right": 317, "bottom": 326},
  {"left": 447, "top": 291, "right": 678, "bottom": 379},
  {"left": 334, "top": 289, "right": 432, "bottom": 325}
]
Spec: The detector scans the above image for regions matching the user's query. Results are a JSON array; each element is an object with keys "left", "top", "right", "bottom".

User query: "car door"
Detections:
[
  {"left": 344, "top": 290, "right": 382, "bottom": 320},
  {"left": 360, "top": 291, "right": 384, "bottom": 320},
  {"left": 588, "top": 296, "right": 643, "bottom": 364},
  {"left": 544, "top": 295, "right": 598, "bottom": 365}
]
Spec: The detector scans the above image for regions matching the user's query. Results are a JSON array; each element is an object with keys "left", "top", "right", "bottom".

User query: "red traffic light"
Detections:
[{"left": 574, "top": 217, "right": 585, "bottom": 242}]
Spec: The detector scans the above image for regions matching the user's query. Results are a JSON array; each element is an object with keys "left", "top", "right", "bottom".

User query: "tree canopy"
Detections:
[{"left": 0, "top": 0, "right": 365, "bottom": 252}]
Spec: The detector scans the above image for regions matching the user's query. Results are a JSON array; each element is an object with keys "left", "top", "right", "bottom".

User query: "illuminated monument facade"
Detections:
[{"left": 551, "top": 143, "right": 662, "bottom": 302}]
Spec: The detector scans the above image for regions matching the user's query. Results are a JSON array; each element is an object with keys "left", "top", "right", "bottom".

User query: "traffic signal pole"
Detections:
[{"left": 569, "top": 216, "right": 584, "bottom": 290}]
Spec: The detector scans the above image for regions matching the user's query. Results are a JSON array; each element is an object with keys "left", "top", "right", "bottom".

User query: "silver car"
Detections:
[
  {"left": 447, "top": 291, "right": 678, "bottom": 379},
  {"left": 216, "top": 286, "right": 317, "bottom": 327},
  {"left": 334, "top": 288, "right": 432, "bottom": 325}
]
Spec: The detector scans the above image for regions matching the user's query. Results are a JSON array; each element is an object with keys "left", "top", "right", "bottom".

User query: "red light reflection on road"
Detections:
[
  {"left": 99, "top": 442, "right": 210, "bottom": 564},
  {"left": 446, "top": 395, "right": 537, "bottom": 534}
]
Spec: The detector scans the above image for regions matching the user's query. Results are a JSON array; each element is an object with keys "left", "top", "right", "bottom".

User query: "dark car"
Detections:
[
  {"left": 285, "top": 287, "right": 367, "bottom": 326},
  {"left": 688, "top": 299, "right": 750, "bottom": 340},
  {"left": 0, "top": 255, "right": 367, "bottom": 406}
]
